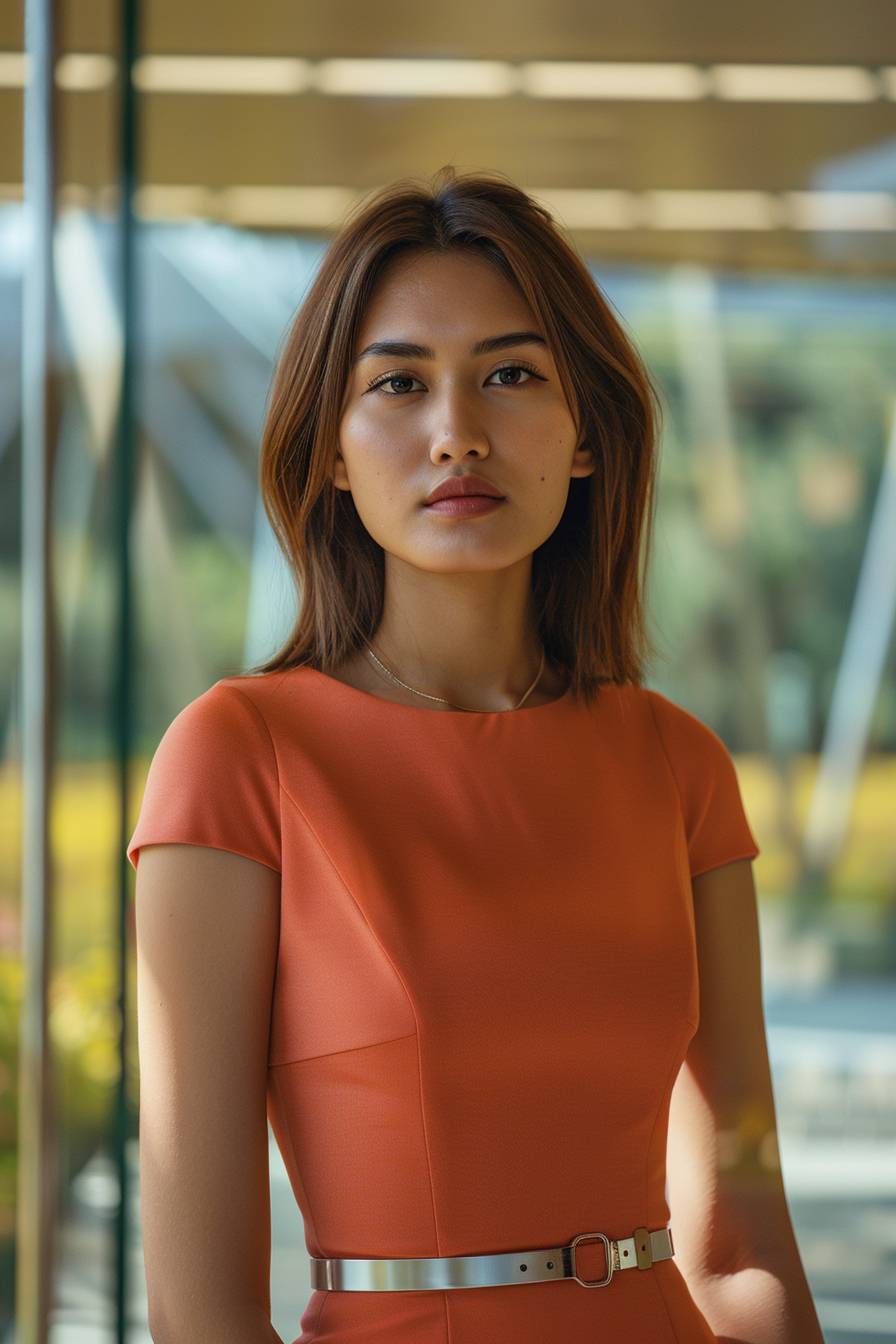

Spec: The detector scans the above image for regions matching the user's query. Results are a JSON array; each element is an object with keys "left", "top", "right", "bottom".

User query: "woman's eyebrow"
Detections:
[{"left": 352, "top": 330, "right": 548, "bottom": 366}]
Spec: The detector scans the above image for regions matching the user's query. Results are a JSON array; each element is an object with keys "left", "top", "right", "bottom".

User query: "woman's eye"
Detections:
[
  {"left": 371, "top": 373, "right": 423, "bottom": 395},
  {"left": 487, "top": 363, "right": 541, "bottom": 387},
  {"left": 367, "top": 363, "right": 543, "bottom": 396}
]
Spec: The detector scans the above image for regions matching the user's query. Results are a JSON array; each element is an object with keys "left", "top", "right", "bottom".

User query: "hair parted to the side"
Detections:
[{"left": 244, "top": 164, "right": 665, "bottom": 704}]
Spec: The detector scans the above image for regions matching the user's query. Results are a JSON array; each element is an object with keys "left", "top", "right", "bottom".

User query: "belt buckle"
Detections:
[{"left": 569, "top": 1231, "right": 614, "bottom": 1287}]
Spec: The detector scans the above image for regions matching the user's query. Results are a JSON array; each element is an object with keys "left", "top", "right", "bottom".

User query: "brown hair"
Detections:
[{"left": 245, "top": 165, "right": 664, "bottom": 703}]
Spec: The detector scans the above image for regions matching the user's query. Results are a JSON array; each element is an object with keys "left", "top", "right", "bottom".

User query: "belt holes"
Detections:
[
  {"left": 519, "top": 1263, "right": 527, "bottom": 1272},
  {"left": 623, "top": 1249, "right": 629, "bottom": 1257},
  {"left": 546, "top": 1260, "right": 554, "bottom": 1269}
]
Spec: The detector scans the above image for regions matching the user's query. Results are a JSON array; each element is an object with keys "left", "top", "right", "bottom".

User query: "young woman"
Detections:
[{"left": 128, "top": 167, "right": 823, "bottom": 1344}]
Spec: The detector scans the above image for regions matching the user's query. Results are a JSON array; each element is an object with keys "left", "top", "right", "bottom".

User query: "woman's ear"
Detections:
[
  {"left": 331, "top": 449, "right": 352, "bottom": 492},
  {"left": 571, "top": 434, "right": 596, "bottom": 481}
]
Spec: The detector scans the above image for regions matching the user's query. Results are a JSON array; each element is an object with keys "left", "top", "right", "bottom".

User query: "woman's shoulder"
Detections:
[
  {"left": 634, "top": 684, "right": 760, "bottom": 874},
  {"left": 155, "top": 673, "right": 279, "bottom": 751},
  {"left": 593, "top": 680, "right": 743, "bottom": 790},
  {"left": 637, "top": 684, "right": 737, "bottom": 766},
  {"left": 127, "top": 674, "right": 284, "bottom": 874}
]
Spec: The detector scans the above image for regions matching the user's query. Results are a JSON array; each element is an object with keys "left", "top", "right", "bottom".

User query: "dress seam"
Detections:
[
  {"left": 643, "top": 1016, "right": 692, "bottom": 1344},
  {"left": 270, "top": 1066, "right": 322, "bottom": 1267},
  {"left": 648, "top": 1264, "right": 685, "bottom": 1344},
  {"left": 643, "top": 1019, "right": 688, "bottom": 1224},
  {"left": 441, "top": 1288, "right": 453, "bottom": 1344},
  {"left": 277, "top": 779, "right": 444, "bottom": 1258},
  {"left": 219, "top": 682, "right": 284, "bottom": 872},
  {"left": 311, "top": 1286, "right": 328, "bottom": 1338},
  {"left": 643, "top": 689, "right": 690, "bottom": 872},
  {"left": 691, "top": 847, "right": 759, "bottom": 879},
  {"left": 269, "top": 1031, "right": 418, "bottom": 1070}
]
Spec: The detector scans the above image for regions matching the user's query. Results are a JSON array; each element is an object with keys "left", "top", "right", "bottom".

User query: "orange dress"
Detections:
[{"left": 127, "top": 665, "right": 760, "bottom": 1343}]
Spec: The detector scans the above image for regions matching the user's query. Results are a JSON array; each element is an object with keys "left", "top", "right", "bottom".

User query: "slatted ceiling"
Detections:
[
  {"left": 0, "top": 0, "right": 892, "bottom": 65},
  {"left": 2, "top": 2, "right": 895, "bottom": 273},
  {"left": 22, "top": 90, "right": 896, "bottom": 195},
  {"left": 29, "top": 0, "right": 896, "bottom": 64},
  {"left": 543, "top": 228, "right": 893, "bottom": 276},
  {"left": 2, "top": 87, "right": 890, "bottom": 193}
]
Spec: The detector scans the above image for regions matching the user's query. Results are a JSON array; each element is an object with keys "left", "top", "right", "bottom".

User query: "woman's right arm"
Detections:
[{"left": 135, "top": 840, "right": 285, "bottom": 1343}]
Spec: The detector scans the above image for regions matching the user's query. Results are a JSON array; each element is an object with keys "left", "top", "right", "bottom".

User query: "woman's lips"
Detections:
[{"left": 423, "top": 496, "right": 506, "bottom": 516}]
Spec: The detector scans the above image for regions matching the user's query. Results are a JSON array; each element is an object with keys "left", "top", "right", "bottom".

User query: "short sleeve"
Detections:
[
  {"left": 645, "top": 688, "right": 760, "bottom": 879},
  {"left": 127, "top": 680, "right": 281, "bottom": 874}
]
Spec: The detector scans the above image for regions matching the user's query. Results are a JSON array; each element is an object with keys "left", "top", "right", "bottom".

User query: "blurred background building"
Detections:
[{"left": 2, "top": 1, "right": 896, "bottom": 1341}]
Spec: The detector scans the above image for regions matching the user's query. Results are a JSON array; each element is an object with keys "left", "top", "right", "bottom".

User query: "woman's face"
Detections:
[{"left": 334, "top": 248, "right": 595, "bottom": 574}]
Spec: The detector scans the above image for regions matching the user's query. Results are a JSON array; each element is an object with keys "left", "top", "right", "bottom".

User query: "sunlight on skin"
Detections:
[
  {"left": 716, "top": 1102, "right": 783, "bottom": 1181},
  {"left": 700, "top": 1266, "right": 791, "bottom": 1343}
]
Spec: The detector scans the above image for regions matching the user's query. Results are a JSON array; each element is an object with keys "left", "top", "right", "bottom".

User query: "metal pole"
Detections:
[
  {"left": 16, "top": 0, "right": 60, "bottom": 1339},
  {"left": 114, "top": 0, "right": 140, "bottom": 1337}
]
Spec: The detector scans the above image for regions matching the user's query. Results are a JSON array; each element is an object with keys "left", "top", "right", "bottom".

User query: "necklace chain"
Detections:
[{"left": 363, "top": 643, "right": 546, "bottom": 713}]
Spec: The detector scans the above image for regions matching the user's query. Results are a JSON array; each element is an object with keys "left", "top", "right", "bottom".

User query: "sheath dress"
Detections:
[{"left": 126, "top": 663, "right": 761, "bottom": 1344}]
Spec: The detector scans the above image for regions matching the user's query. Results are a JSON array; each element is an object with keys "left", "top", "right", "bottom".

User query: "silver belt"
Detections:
[{"left": 310, "top": 1224, "right": 674, "bottom": 1292}]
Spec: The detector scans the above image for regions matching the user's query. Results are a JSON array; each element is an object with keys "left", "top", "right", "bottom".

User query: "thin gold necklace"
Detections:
[{"left": 363, "top": 643, "right": 546, "bottom": 713}]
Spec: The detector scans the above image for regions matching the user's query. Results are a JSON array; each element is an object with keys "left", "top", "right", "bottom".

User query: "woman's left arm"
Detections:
[{"left": 665, "top": 857, "right": 825, "bottom": 1344}]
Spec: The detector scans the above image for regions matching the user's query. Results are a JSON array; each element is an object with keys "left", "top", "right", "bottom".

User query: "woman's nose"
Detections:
[{"left": 427, "top": 387, "right": 490, "bottom": 458}]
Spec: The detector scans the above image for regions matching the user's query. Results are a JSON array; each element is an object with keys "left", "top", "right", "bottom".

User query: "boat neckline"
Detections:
[{"left": 289, "top": 661, "right": 577, "bottom": 720}]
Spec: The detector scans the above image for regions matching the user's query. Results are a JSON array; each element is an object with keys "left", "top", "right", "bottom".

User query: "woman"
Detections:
[{"left": 128, "top": 166, "right": 823, "bottom": 1343}]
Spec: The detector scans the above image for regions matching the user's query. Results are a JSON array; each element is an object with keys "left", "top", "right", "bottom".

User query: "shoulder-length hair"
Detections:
[{"left": 245, "top": 165, "right": 664, "bottom": 703}]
